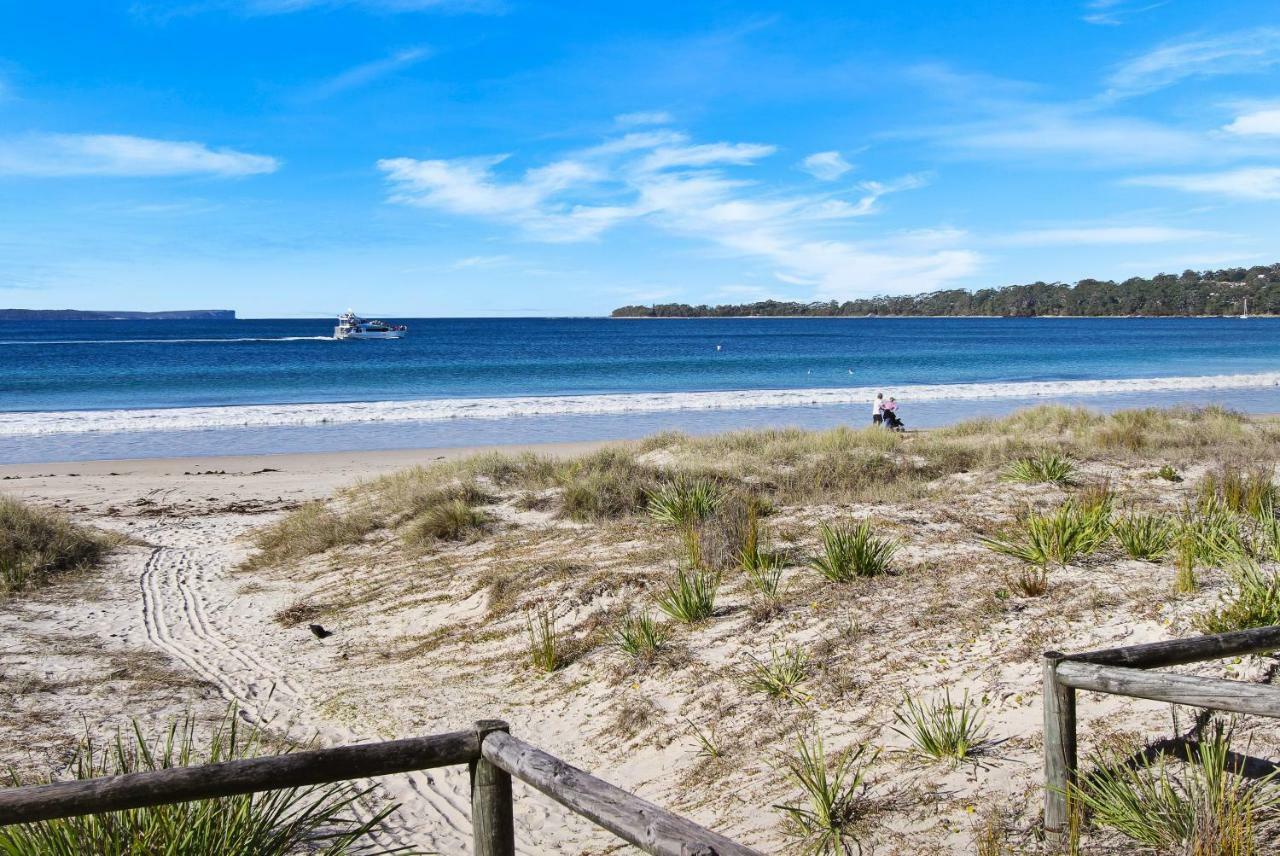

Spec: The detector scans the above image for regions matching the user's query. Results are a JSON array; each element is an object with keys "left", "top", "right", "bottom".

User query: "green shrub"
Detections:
[
  {"left": 647, "top": 477, "right": 723, "bottom": 527},
  {"left": 809, "top": 521, "right": 899, "bottom": 582},
  {"left": 776, "top": 735, "right": 877, "bottom": 856},
  {"left": 1070, "top": 722, "right": 1280, "bottom": 853},
  {"left": 980, "top": 501, "right": 1110, "bottom": 568},
  {"left": 655, "top": 568, "right": 719, "bottom": 623},
  {"left": 1179, "top": 498, "right": 1252, "bottom": 568},
  {"left": 1000, "top": 451, "right": 1077, "bottom": 485},
  {"left": 0, "top": 496, "right": 115, "bottom": 596},
  {"left": 612, "top": 611, "right": 671, "bottom": 661},
  {"left": 891, "top": 688, "right": 988, "bottom": 764},
  {"left": 1194, "top": 564, "right": 1280, "bottom": 633},
  {"left": 0, "top": 710, "right": 392, "bottom": 855},
  {"left": 742, "top": 645, "right": 810, "bottom": 704},
  {"left": 1113, "top": 513, "right": 1176, "bottom": 561}
]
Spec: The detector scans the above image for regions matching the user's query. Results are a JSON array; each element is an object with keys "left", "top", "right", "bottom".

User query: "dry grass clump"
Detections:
[
  {"left": 1197, "top": 464, "right": 1278, "bottom": 518},
  {"left": 557, "top": 448, "right": 662, "bottom": 521},
  {"left": 404, "top": 498, "right": 489, "bottom": 545},
  {"left": 243, "top": 501, "right": 376, "bottom": 569},
  {"left": 0, "top": 496, "right": 116, "bottom": 596}
]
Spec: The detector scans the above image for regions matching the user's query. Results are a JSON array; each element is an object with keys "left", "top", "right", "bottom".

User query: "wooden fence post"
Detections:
[
  {"left": 1042, "top": 651, "right": 1076, "bottom": 844},
  {"left": 471, "top": 720, "right": 515, "bottom": 856}
]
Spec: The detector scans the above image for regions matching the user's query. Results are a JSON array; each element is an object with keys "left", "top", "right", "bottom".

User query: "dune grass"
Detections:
[
  {"left": 655, "top": 567, "right": 719, "bottom": 623},
  {"left": 612, "top": 610, "right": 671, "bottom": 661},
  {"left": 1001, "top": 451, "right": 1077, "bottom": 485},
  {"left": 1194, "top": 563, "right": 1280, "bottom": 634},
  {"left": 1071, "top": 722, "right": 1280, "bottom": 853},
  {"left": 891, "top": 688, "right": 988, "bottom": 765},
  {"left": 980, "top": 500, "right": 1111, "bottom": 568},
  {"left": 243, "top": 501, "right": 377, "bottom": 569},
  {"left": 0, "top": 496, "right": 116, "bottom": 596},
  {"left": 1112, "top": 512, "right": 1176, "bottom": 561},
  {"left": 809, "top": 521, "right": 899, "bottom": 582},
  {"left": 776, "top": 735, "right": 878, "bottom": 856},
  {"left": 742, "top": 645, "right": 811, "bottom": 704},
  {"left": 0, "top": 710, "right": 394, "bottom": 855}
]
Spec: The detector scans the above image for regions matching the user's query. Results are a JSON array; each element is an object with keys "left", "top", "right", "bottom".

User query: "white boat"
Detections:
[{"left": 334, "top": 311, "right": 407, "bottom": 340}]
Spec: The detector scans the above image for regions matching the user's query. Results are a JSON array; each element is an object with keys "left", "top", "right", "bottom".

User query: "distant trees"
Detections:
[{"left": 611, "top": 264, "right": 1280, "bottom": 318}]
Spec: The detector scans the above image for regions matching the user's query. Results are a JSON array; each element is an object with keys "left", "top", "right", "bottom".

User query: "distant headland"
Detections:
[
  {"left": 612, "top": 263, "right": 1279, "bottom": 318},
  {"left": 0, "top": 309, "right": 236, "bottom": 321}
]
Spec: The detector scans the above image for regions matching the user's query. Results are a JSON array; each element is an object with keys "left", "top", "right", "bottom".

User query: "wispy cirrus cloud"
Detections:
[
  {"left": 305, "top": 46, "right": 432, "bottom": 100},
  {"left": 997, "top": 225, "right": 1222, "bottom": 247},
  {"left": 0, "top": 134, "right": 279, "bottom": 177},
  {"left": 1125, "top": 167, "right": 1280, "bottom": 200},
  {"left": 132, "top": 0, "right": 499, "bottom": 21},
  {"left": 614, "top": 111, "right": 673, "bottom": 127},
  {"left": 378, "top": 127, "right": 972, "bottom": 297},
  {"left": 800, "top": 151, "right": 852, "bottom": 180},
  {"left": 1081, "top": 0, "right": 1167, "bottom": 27},
  {"left": 1104, "top": 27, "right": 1280, "bottom": 98}
]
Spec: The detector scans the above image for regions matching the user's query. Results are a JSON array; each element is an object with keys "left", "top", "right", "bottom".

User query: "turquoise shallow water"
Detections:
[{"left": 3, "top": 316, "right": 1280, "bottom": 462}]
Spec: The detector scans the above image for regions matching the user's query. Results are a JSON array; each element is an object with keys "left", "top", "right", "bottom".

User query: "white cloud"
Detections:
[
  {"left": 0, "top": 134, "right": 279, "bottom": 178},
  {"left": 614, "top": 111, "right": 673, "bottom": 127},
  {"left": 999, "top": 226, "right": 1220, "bottom": 246},
  {"left": 1224, "top": 108, "right": 1280, "bottom": 137},
  {"left": 1125, "top": 167, "right": 1280, "bottom": 200},
  {"left": 1105, "top": 28, "right": 1280, "bottom": 98},
  {"left": 307, "top": 46, "right": 431, "bottom": 100},
  {"left": 379, "top": 127, "right": 971, "bottom": 298},
  {"left": 1082, "top": 0, "right": 1166, "bottom": 26},
  {"left": 800, "top": 151, "right": 852, "bottom": 181}
]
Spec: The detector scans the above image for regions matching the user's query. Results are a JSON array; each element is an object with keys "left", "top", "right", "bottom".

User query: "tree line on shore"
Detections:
[{"left": 611, "top": 263, "right": 1280, "bottom": 317}]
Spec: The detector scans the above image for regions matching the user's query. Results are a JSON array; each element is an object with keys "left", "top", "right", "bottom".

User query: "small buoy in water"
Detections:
[{"left": 715, "top": 344, "right": 722, "bottom": 351}]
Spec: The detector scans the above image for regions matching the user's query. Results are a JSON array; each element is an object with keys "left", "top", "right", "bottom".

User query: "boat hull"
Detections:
[{"left": 334, "top": 328, "right": 406, "bottom": 340}]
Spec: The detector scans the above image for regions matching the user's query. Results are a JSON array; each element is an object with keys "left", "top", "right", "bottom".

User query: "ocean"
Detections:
[{"left": 4, "top": 316, "right": 1280, "bottom": 463}]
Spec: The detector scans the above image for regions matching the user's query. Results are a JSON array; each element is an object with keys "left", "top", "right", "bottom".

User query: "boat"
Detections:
[{"left": 334, "top": 311, "right": 407, "bottom": 340}]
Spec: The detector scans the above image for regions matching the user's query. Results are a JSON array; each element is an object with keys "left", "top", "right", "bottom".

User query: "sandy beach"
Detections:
[{"left": 4, "top": 412, "right": 1280, "bottom": 853}]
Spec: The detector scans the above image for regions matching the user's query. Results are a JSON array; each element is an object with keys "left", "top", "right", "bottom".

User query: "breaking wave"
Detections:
[{"left": 3, "top": 371, "right": 1279, "bottom": 437}]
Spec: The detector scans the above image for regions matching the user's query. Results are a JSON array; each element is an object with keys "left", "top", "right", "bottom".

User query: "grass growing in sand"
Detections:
[
  {"left": 1113, "top": 512, "right": 1176, "bottom": 561},
  {"left": 980, "top": 500, "right": 1110, "bottom": 568},
  {"left": 742, "top": 645, "right": 811, "bottom": 704},
  {"left": 0, "top": 710, "right": 393, "bottom": 855},
  {"left": 1071, "top": 722, "right": 1280, "bottom": 853},
  {"left": 655, "top": 568, "right": 719, "bottom": 623},
  {"left": 0, "top": 496, "right": 115, "bottom": 596},
  {"left": 892, "top": 688, "right": 989, "bottom": 765},
  {"left": 1001, "top": 451, "right": 1077, "bottom": 485},
  {"left": 612, "top": 611, "right": 671, "bottom": 661},
  {"left": 776, "top": 735, "right": 878, "bottom": 856},
  {"left": 809, "top": 521, "right": 898, "bottom": 582},
  {"left": 1194, "top": 563, "right": 1280, "bottom": 633}
]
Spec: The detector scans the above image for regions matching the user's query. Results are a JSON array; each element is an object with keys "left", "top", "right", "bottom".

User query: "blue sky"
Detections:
[{"left": 2, "top": 1, "right": 1280, "bottom": 316}]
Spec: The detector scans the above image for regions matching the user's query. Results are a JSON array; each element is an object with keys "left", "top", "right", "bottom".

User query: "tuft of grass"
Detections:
[
  {"left": 646, "top": 477, "right": 723, "bottom": 527},
  {"left": 1198, "top": 464, "right": 1278, "bottom": 519},
  {"left": 1070, "top": 722, "right": 1280, "bottom": 853},
  {"left": 1157, "top": 464, "right": 1183, "bottom": 482},
  {"left": 526, "top": 608, "right": 561, "bottom": 673},
  {"left": 0, "top": 709, "right": 394, "bottom": 855},
  {"left": 612, "top": 611, "right": 671, "bottom": 661},
  {"left": 776, "top": 735, "right": 878, "bottom": 856},
  {"left": 654, "top": 567, "right": 719, "bottom": 624},
  {"left": 980, "top": 500, "right": 1110, "bottom": 568},
  {"left": 556, "top": 448, "right": 661, "bottom": 521},
  {"left": 1001, "top": 451, "right": 1077, "bottom": 485},
  {"left": 1179, "top": 497, "right": 1252, "bottom": 569},
  {"left": 891, "top": 688, "right": 989, "bottom": 765},
  {"left": 0, "top": 496, "right": 115, "bottom": 596},
  {"left": 808, "top": 521, "right": 899, "bottom": 582},
  {"left": 742, "top": 645, "right": 811, "bottom": 704},
  {"left": 404, "top": 498, "right": 489, "bottom": 545},
  {"left": 1194, "top": 563, "right": 1280, "bottom": 634},
  {"left": 1009, "top": 564, "right": 1050, "bottom": 597},
  {"left": 1113, "top": 512, "right": 1176, "bottom": 561},
  {"left": 244, "top": 501, "right": 376, "bottom": 569}
]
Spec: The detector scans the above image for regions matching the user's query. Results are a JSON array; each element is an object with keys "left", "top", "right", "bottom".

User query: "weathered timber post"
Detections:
[
  {"left": 471, "top": 720, "right": 515, "bottom": 856},
  {"left": 1042, "top": 651, "right": 1077, "bottom": 843}
]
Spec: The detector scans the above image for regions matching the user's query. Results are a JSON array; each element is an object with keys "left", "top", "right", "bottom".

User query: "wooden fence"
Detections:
[
  {"left": 1042, "top": 624, "right": 1280, "bottom": 839},
  {"left": 0, "top": 719, "right": 762, "bottom": 856}
]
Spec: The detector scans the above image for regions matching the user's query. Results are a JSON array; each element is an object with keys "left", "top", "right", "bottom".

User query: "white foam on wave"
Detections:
[
  {"left": 4, "top": 371, "right": 1280, "bottom": 437},
  {"left": 0, "top": 336, "right": 334, "bottom": 345}
]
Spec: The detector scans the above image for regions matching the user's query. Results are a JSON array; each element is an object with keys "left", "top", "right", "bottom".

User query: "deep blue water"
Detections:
[
  {"left": 4, "top": 316, "right": 1280, "bottom": 462},
  {"left": 3, "top": 316, "right": 1280, "bottom": 412}
]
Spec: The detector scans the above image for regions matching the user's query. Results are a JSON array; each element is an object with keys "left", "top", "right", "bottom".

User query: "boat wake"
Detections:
[
  {"left": 0, "top": 336, "right": 335, "bottom": 345},
  {"left": 4, "top": 371, "right": 1280, "bottom": 437}
]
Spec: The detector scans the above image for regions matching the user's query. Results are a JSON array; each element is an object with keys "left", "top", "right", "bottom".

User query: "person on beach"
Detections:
[
  {"left": 872, "top": 393, "right": 884, "bottom": 426},
  {"left": 882, "top": 397, "right": 904, "bottom": 431}
]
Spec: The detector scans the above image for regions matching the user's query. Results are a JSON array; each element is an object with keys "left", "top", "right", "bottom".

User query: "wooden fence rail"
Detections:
[
  {"left": 1042, "top": 624, "right": 1280, "bottom": 841},
  {"left": 0, "top": 719, "right": 763, "bottom": 856}
]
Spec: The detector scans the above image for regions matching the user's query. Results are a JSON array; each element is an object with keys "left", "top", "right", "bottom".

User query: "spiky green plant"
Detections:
[
  {"left": 1000, "top": 451, "right": 1077, "bottom": 485},
  {"left": 1179, "top": 498, "right": 1253, "bottom": 568},
  {"left": 1113, "top": 512, "right": 1176, "bottom": 561},
  {"left": 776, "top": 735, "right": 878, "bottom": 856},
  {"left": 646, "top": 478, "right": 723, "bottom": 528},
  {"left": 0, "top": 710, "right": 394, "bottom": 855},
  {"left": 686, "top": 718, "right": 724, "bottom": 760},
  {"left": 980, "top": 501, "right": 1110, "bottom": 568},
  {"left": 526, "top": 608, "right": 560, "bottom": 672},
  {"left": 809, "top": 521, "right": 898, "bottom": 582},
  {"left": 1194, "top": 563, "right": 1280, "bottom": 634},
  {"left": 742, "top": 645, "right": 811, "bottom": 704},
  {"left": 891, "top": 688, "right": 989, "bottom": 765},
  {"left": 1010, "top": 564, "right": 1050, "bottom": 597},
  {"left": 655, "top": 567, "right": 719, "bottom": 624},
  {"left": 1198, "top": 465, "right": 1279, "bottom": 520},
  {"left": 1070, "top": 722, "right": 1280, "bottom": 853},
  {"left": 612, "top": 611, "right": 671, "bottom": 660},
  {"left": 1157, "top": 464, "right": 1182, "bottom": 482}
]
